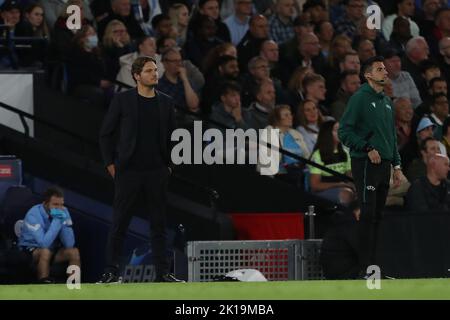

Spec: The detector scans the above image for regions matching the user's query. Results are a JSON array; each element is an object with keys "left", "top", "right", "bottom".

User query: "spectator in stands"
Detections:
[
  {"left": 382, "top": 0, "right": 419, "bottom": 41},
  {"left": 50, "top": 0, "right": 91, "bottom": 60},
  {"left": 406, "top": 153, "right": 450, "bottom": 211},
  {"left": 415, "top": 76, "right": 448, "bottom": 118},
  {"left": 0, "top": 0, "right": 21, "bottom": 34},
  {"left": 202, "top": 42, "right": 237, "bottom": 76},
  {"left": 427, "top": 92, "right": 449, "bottom": 139},
  {"left": 151, "top": 14, "right": 176, "bottom": 39},
  {"left": 334, "top": 0, "right": 365, "bottom": 39},
  {"left": 237, "top": 14, "right": 270, "bottom": 72},
  {"left": 395, "top": 97, "right": 415, "bottom": 151},
  {"left": 420, "top": 60, "right": 442, "bottom": 97},
  {"left": 406, "top": 136, "right": 442, "bottom": 182},
  {"left": 309, "top": 120, "right": 353, "bottom": 202},
  {"left": 327, "top": 34, "right": 352, "bottom": 71},
  {"left": 415, "top": 0, "right": 441, "bottom": 40},
  {"left": 441, "top": 116, "right": 450, "bottom": 157},
  {"left": 97, "top": 0, "right": 144, "bottom": 41},
  {"left": 286, "top": 66, "right": 314, "bottom": 113},
  {"left": 383, "top": 48, "right": 422, "bottom": 108},
  {"left": 266, "top": 104, "right": 310, "bottom": 186},
  {"left": 387, "top": 16, "right": 412, "bottom": 57},
  {"left": 117, "top": 36, "right": 164, "bottom": 87},
  {"left": 184, "top": 14, "right": 224, "bottom": 68},
  {"left": 296, "top": 99, "right": 325, "bottom": 152},
  {"left": 326, "top": 50, "right": 360, "bottom": 104},
  {"left": 353, "top": 17, "right": 388, "bottom": 56},
  {"left": 268, "top": 0, "right": 296, "bottom": 44},
  {"left": 331, "top": 70, "right": 361, "bottom": 121},
  {"left": 38, "top": 0, "right": 93, "bottom": 31},
  {"left": 169, "top": 3, "right": 190, "bottom": 46},
  {"left": 191, "top": 0, "right": 231, "bottom": 43},
  {"left": 303, "top": 0, "right": 328, "bottom": 28},
  {"left": 18, "top": 186, "right": 80, "bottom": 284},
  {"left": 156, "top": 35, "right": 177, "bottom": 54},
  {"left": 356, "top": 39, "right": 376, "bottom": 64},
  {"left": 402, "top": 36, "right": 430, "bottom": 95},
  {"left": 209, "top": 81, "right": 251, "bottom": 131},
  {"left": 427, "top": 7, "right": 450, "bottom": 56},
  {"left": 101, "top": 20, "right": 133, "bottom": 82},
  {"left": 66, "top": 24, "right": 110, "bottom": 108},
  {"left": 302, "top": 73, "right": 328, "bottom": 116},
  {"left": 315, "top": 21, "right": 334, "bottom": 59},
  {"left": 260, "top": 40, "right": 281, "bottom": 79},
  {"left": 438, "top": 37, "right": 450, "bottom": 85},
  {"left": 158, "top": 47, "right": 200, "bottom": 114},
  {"left": 247, "top": 79, "right": 277, "bottom": 129},
  {"left": 224, "top": 0, "right": 252, "bottom": 46},
  {"left": 132, "top": 0, "right": 168, "bottom": 35},
  {"left": 90, "top": 0, "right": 112, "bottom": 23}
]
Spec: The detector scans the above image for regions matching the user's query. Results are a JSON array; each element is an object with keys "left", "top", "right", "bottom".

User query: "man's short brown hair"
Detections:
[{"left": 131, "top": 56, "right": 157, "bottom": 82}]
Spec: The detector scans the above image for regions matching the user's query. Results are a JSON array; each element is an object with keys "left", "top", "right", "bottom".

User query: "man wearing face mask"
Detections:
[
  {"left": 18, "top": 187, "right": 80, "bottom": 284},
  {"left": 339, "top": 56, "right": 406, "bottom": 279}
]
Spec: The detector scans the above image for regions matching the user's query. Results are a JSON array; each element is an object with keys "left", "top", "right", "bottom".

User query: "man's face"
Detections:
[
  {"left": 135, "top": 61, "right": 158, "bottom": 87},
  {"left": 360, "top": 20, "right": 377, "bottom": 41},
  {"left": 438, "top": 10, "right": 450, "bottom": 32},
  {"left": 309, "top": 6, "right": 326, "bottom": 24},
  {"left": 432, "top": 96, "right": 449, "bottom": 119},
  {"left": 384, "top": 56, "right": 402, "bottom": 78},
  {"left": 261, "top": 41, "right": 279, "bottom": 62},
  {"left": 434, "top": 156, "right": 450, "bottom": 179},
  {"left": 423, "top": 140, "right": 441, "bottom": 161},
  {"left": 249, "top": 60, "right": 270, "bottom": 80},
  {"left": 394, "top": 18, "right": 411, "bottom": 38},
  {"left": 300, "top": 34, "right": 321, "bottom": 57},
  {"left": 113, "top": 0, "right": 131, "bottom": 16},
  {"left": 1, "top": 8, "right": 21, "bottom": 26},
  {"left": 200, "top": 18, "right": 217, "bottom": 39},
  {"left": 235, "top": 0, "right": 253, "bottom": 16},
  {"left": 411, "top": 40, "right": 430, "bottom": 62},
  {"left": 307, "top": 80, "right": 326, "bottom": 101},
  {"left": 139, "top": 37, "right": 156, "bottom": 57},
  {"left": 221, "top": 90, "right": 241, "bottom": 109},
  {"left": 163, "top": 51, "right": 182, "bottom": 76},
  {"left": 358, "top": 40, "right": 376, "bottom": 63},
  {"left": 341, "top": 54, "right": 361, "bottom": 72},
  {"left": 423, "top": 0, "right": 440, "bottom": 17},
  {"left": 439, "top": 38, "right": 450, "bottom": 59},
  {"left": 200, "top": 0, "right": 220, "bottom": 20},
  {"left": 256, "top": 82, "right": 276, "bottom": 108},
  {"left": 45, "top": 196, "right": 64, "bottom": 211},
  {"left": 277, "top": 0, "right": 296, "bottom": 18},
  {"left": 395, "top": 99, "right": 414, "bottom": 122},
  {"left": 399, "top": 0, "right": 415, "bottom": 17},
  {"left": 366, "top": 61, "right": 389, "bottom": 85},
  {"left": 418, "top": 126, "right": 435, "bottom": 140},
  {"left": 431, "top": 80, "right": 448, "bottom": 95},
  {"left": 342, "top": 74, "right": 361, "bottom": 94},
  {"left": 424, "top": 67, "right": 441, "bottom": 82},
  {"left": 220, "top": 60, "right": 240, "bottom": 79},
  {"left": 157, "top": 19, "right": 174, "bottom": 37},
  {"left": 250, "top": 16, "right": 269, "bottom": 39},
  {"left": 346, "top": 0, "right": 365, "bottom": 21}
]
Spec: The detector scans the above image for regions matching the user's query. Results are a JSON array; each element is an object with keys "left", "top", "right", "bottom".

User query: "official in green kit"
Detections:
[{"left": 338, "top": 56, "right": 406, "bottom": 278}]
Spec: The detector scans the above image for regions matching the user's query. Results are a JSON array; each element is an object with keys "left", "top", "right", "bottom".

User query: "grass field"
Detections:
[{"left": 1, "top": 279, "right": 450, "bottom": 300}]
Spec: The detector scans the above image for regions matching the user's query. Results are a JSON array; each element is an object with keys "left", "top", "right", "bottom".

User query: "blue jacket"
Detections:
[{"left": 18, "top": 204, "right": 75, "bottom": 249}]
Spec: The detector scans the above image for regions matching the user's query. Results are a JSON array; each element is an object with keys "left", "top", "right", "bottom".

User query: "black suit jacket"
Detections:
[{"left": 99, "top": 88, "right": 177, "bottom": 170}]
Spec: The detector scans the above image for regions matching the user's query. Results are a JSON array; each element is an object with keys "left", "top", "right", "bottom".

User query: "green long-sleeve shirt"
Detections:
[{"left": 338, "top": 83, "right": 401, "bottom": 167}]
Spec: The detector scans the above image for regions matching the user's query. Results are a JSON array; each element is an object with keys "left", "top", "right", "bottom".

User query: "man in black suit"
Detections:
[{"left": 97, "top": 56, "right": 183, "bottom": 283}]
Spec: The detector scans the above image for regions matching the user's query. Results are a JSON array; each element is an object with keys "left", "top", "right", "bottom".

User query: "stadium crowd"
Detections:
[{"left": 1, "top": 0, "right": 450, "bottom": 210}]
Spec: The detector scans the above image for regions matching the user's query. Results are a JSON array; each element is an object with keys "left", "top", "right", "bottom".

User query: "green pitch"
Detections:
[{"left": 1, "top": 279, "right": 450, "bottom": 300}]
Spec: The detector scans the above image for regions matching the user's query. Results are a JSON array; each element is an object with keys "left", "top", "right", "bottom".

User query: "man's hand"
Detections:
[
  {"left": 230, "top": 105, "right": 243, "bottom": 123},
  {"left": 50, "top": 208, "right": 67, "bottom": 220},
  {"left": 392, "top": 168, "right": 405, "bottom": 188},
  {"left": 368, "top": 149, "right": 381, "bottom": 164},
  {"left": 107, "top": 164, "right": 115, "bottom": 178},
  {"left": 178, "top": 66, "right": 188, "bottom": 83}
]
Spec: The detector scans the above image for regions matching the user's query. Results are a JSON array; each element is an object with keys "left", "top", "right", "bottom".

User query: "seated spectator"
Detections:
[
  {"left": 101, "top": 20, "right": 133, "bottom": 81},
  {"left": 183, "top": 14, "right": 224, "bottom": 68},
  {"left": 355, "top": 39, "right": 376, "bottom": 65},
  {"left": 66, "top": 25, "right": 111, "bottom": 108},
  {"left": 427, "top": 92, "right": 449, "bottom": 139},
  {"left": 405, "top": 154, "right": 450, "bottom": 211},
  {"left": 157, "top": 47, "right": 201, "bottom": 122},
  {"left": 331, "top": 70, "right": 361, "bottom": 121},
  {"left": 387, "top": 16, "right": 412, "bottom": 57},
  {"left": 441, "top": 116, "right": 450, "bottom": 158},
  {"left": 415, "top": 77, "right": 448, "bottom": 118},
  {"left": 131, "top": 0, "right": 167, "bottom": 35},
  {"left": 327, "top": 34, "right": 352, "bottom": 72},
  {"left": 237, "top": 14, "right": 269, "bottom": 72},
  {"left": 260, "top": 39, "right": 282, "bottom": 80},
  {"left": 0, "top": 0, "right": 22, "bottom": 35},
  {"left": 14, "top": 3, "right": 50, "bottom": 67},
  {"left": 438, "top": 37, "right": 450, "bottom": 86},
  {"left": 382, "top": 0, "right": 420, "bottom": 41},
  {"left": 18, "top": 186, "right": 80, "bottom": 284},
  {"left": 308, "top": 120, "right": 353, "bottom": 203},
  {"left": 156, "top": 35, "right": 177, "bottom": 54},
  {"left": 247, "top": 79, "right": 276, "bottom": 129},
  {"left": 383, "top": 48, "right": 422, "bottom": 108},
  {"left": 302, "top": 0, "right": 328, "bottom": 29},
  {"left": 315, "top": 21, "right": 334, "bottom": 59},
  {"left": 97, "top": 0, "right": 144, "bottom": 41},
  {"left": 38, "top": 0, "right": 93, "bottom": 31},
  {"left": 266, "top": 104, "right": 310, "bottom": 187},
  {"left": 189, "top": 0, "right": 231, "bottom": 43},
  {"left": 386, "top": 166, "right": 411, "bottom": 206},
  {"left": 420, "top": 60, "right": 442, "bottom": 95},
  {"left": 302, "top": 73, "right": 329, "bottom": 116},
  {"left": 209, "top": 81, "right": 251, "bottom": 132},
  {"left": 402, "top": 36, "right": 430, "bottom": 99},
  {"left": 352, "top": 17, "right": 387, "bottom": 56},
  {"left": 395, "top": 97, "right": 415, "bottom": 151},
  {"left": 202, "top": 42, "right": 237, "bottom": 77},
  {"left": 414, "top": 0, "right": 441, "bottom": 41},
  {"left": 333, "top": 0, "right": 365, "bottom": 39},
  {"left": 325, "top": 50, "right": 360, "bottom": 103},
  {"left": 224, "top": 0, "right": 252, "bottom": 46},
  {"left": 286, "top": 66, "right": 314, "bottom": 113},
  {"left": 169, "top": 3, "right": 190, "bottom": 46},
  {"left": 151, "top": 14, "right": 176, "bottom": 39},
  {"left": 426, "top": 7, "right": 450, "bottom": 57},
  {"left": 406, "top": 137, "right": 442, "bottom": 182},
  {"left": 296, "top": 99, "right": 325, "bottom": 152},
  {"left": 268, "top": 0, "right": 296, "bottom": 44}
]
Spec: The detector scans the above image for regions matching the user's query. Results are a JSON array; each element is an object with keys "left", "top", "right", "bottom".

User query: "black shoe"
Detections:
[
  {"left": 96, "top": 272, "right": 122, "bottom": 284},
  {"left": 154, "top": 273, "right": 185, "bottom": 283},
  {"left": 36, "top": 277, "right": 55, "bottom": 284}
]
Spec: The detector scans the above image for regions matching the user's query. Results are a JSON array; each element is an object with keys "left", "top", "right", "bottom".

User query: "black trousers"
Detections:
[
  {"left": 105, "top": 167, "right": 170, "bottom": 276},
  {"left": 351, "top": 158, "right": 391, "bottom": 273}
]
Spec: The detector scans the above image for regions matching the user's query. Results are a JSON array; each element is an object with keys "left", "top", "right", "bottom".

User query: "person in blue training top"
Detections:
[{"left": 18, "top": 186, "right": 80, "bottom": 283}]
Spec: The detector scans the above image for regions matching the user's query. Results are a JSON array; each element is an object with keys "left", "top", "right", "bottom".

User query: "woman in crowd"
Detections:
[
  {"left": 296, "top": 99, "right": 325, "bottom": 153},
  {"left": 287, "top": 66, "right": 314, "bottom": 114},
  {"left": 169, "top": 3, "right": 191, "bottom": 47},
  {"left": 315, "top": 21, "right": 334, "bottom": 59},
  {"left": 308, "top": 120, "right": 353, "bottom": 202}
]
